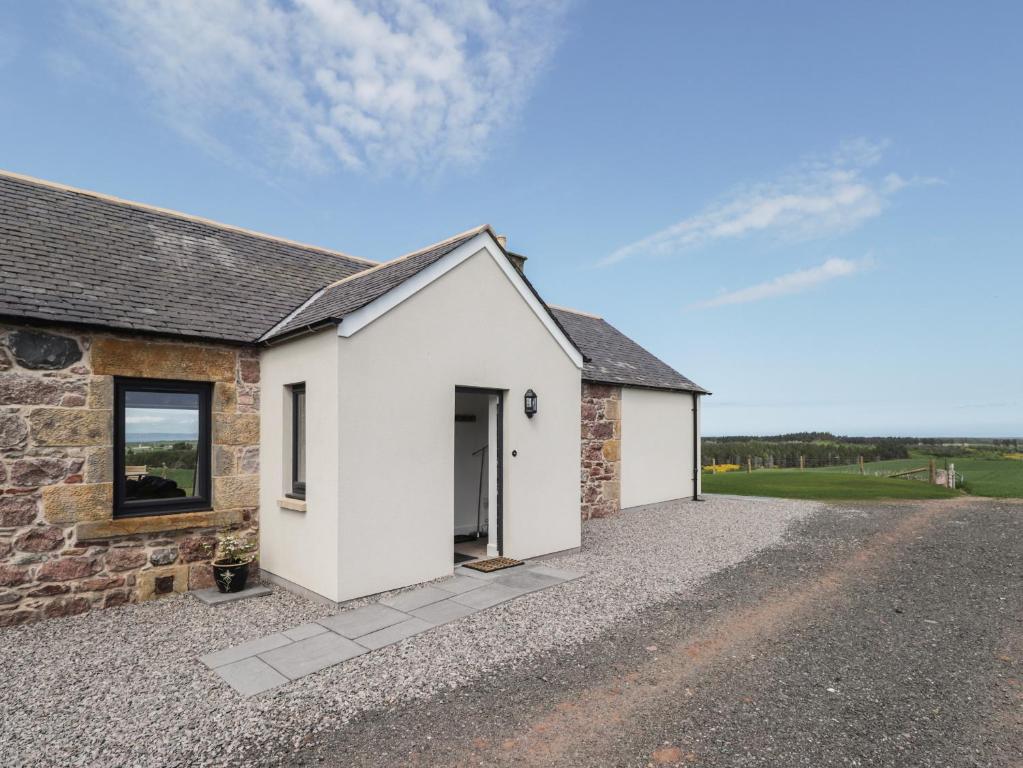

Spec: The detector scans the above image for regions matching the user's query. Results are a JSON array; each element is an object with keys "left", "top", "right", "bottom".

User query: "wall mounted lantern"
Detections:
[{"left": 524, "top": 389, "right": 538, "bottom": 418}]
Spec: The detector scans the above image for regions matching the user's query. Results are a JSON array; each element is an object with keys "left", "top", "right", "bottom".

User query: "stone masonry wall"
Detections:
[
  {"left": 0, "top": 323, "right": 260, "bottom": 626},
  {"left": 580, "top": 382, "right": 621, "bottom": 519}
]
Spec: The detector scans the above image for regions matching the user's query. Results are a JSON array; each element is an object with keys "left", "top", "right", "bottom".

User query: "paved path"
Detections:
[
  {"left": 202, "top": 563, "right": 581, "bottom": 696},
  {"left": 288, "top": 498, "right": 1023, "bottom": 767}
]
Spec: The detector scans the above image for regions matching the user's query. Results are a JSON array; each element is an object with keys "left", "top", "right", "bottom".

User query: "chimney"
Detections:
[{"left": 495, "top": 233, "right": 527, "bottom": 274}]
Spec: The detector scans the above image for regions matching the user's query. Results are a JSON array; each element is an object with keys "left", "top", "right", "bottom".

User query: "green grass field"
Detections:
[
  {"left": 702, "top": 468, "right": 961, "bottom": 500},
  {"left": 148, "top": 467, "right": 197, "bottom": 495},
  {"left": 811, "top": 454, "right": 1023, "bottom": 498}
]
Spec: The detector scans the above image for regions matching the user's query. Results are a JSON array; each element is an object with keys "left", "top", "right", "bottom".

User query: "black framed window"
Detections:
[
  {"left": 290, "top": 384, "right": 306, "bottom": 499},
  {"left": 114, "top": 378, "right": 212, "bottom": 518}
]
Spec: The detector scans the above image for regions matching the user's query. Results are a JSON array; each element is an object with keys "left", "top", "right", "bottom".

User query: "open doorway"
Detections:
[{"left": 453, "top": 388, "right": 502, "bottom": 564}]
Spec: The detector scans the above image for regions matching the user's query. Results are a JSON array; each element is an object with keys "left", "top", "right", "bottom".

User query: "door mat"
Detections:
[
  {"left": 462, "top": 556, "right": 524, "bottom": 573},
  {"left": 453, "top": 552, "right": 475, "bottom": 564}
]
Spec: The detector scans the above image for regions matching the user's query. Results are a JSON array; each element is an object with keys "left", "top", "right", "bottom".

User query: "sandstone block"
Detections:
[
  {"left": 213, "top": 413, "right": 259, "bottom": 446},
  {"left": 213, "top": 474, "right": 259, "bottom": 509},
  {"left": 75, "top": 576, "right": 124, "bottom": 592},
  {"left": 37, "top": 556, "right": 101, "bottom": 582},
  {"left": 604, "top": 400, "right": 620, "bottom": 420},
  {"left": 0, "top": 611, "right": 34, "bottom": 627},
  {"left": 41, "top": 483, "right": 112, "bottom": 524},
  {"left": 239, "top": 357, "right": 260, "bottom": 384},
  {"left": 188, "top": 562, "right": 215, "bottom": 590},
  {"left": 213, "top": 382, "right": 237, "bottom": 414},
  {"left": 179, "top": 534, "right": 215, "bottom": 563},
  {"left": 0, "top": 412, "right": 29, "bottom": 450},
  {"left": 91, "top": 338, "right": 235, "bottom": 382},
  {"left": 29, "top": 408, "right": 111, "bottom": 446},
  {"left": 0, "top": 374, "right": 66, "bottom": 406},
  {"left": 138, "top": 564, "right": 188, "bottom": 601},
  {"left": 84, "top": 447, "right": 113, "bottom": 484},
  {"left": 42, "top": 596, "right": 91, "bottom": 619},
  {"left": 105, "top": 548, "right": 147, "bottom": 571},
  {"left": 27, "top": 584, "right": 70, "bottom": 597},
  {"left": 601, "top": 439, "right": 621, "bottom": 462},
  {"left": 8, "top": 457, "right": 70, "bottom": 487},
  {"left": 87, "top": 376, "right": 113, "bottom": 409},
  {"left": 213, "top": 445, "right": 236, "bottom": 477},
  {"left": 0, "top": 564, "right": 30, "bottom": 587},
  {"left": 239, "top": 446, "right": 259, "bottom": 474},
  {"left": 103, "top": 589, "right": 131, "bottom": 608},
  {"left": 14, "top": 526, "right": 65, "bottom": 553}
]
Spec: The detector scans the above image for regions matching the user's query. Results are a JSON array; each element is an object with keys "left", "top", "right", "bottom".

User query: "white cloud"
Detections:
[
  {"left": 690, "top": 255, "right": 873, "bottom": 309},
  {"left": 86, "top": 0, "right": 569, "bottom": 175},
  {"left": 604, "top": 139, "right": 931, "bottom": 265}
]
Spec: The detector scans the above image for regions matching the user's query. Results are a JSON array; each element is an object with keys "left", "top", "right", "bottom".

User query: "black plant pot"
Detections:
[{"left": 212, "top": 560, "right": 250, "bottom": 593}]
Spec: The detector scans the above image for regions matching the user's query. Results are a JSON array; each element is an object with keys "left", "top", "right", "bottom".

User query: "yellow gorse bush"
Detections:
[{"left": 703, "top": 463, "right": 742, "bottom": 473}]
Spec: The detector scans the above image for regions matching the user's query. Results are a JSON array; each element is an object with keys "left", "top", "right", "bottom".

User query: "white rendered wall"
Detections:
[
  {"left": 620, "top": 388, "right": 696, "bottom": 509},
  {"left": 335, "top": 247, "right": 581, "bottom": 601},
  {"left": 258, "top": 328, "right": 341, "bottom": 602}
]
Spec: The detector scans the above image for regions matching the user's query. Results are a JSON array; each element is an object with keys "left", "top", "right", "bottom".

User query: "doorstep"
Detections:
[{"left": 200, "top": 562, "right": 583, "bottom": 697}]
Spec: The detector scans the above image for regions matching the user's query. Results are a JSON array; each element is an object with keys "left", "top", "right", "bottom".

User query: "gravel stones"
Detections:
[{"left": 0, "top": 496, "right": 815, "bottom": 767}]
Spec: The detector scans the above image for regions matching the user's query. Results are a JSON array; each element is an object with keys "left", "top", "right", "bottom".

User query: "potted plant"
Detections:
[{"left": 208, "top": 532, "right": 256, "bottom": 593}]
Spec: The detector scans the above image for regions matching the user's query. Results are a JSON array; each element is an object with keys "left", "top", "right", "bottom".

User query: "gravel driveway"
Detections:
[{"left": 0, "top": 496, "right": 813, "bottom": 767}]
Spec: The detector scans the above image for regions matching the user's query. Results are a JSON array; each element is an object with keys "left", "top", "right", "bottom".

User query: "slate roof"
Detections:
[
  {"left": 0, "top": 172, "right": 373, "bottom": 343},
  {"left": 264, "top": 226, "right": 487, "bottom": 340},
  {"left": 550, "top": 307, "right": 708, "bottom": 393},
  {"left": 0, "top": 172, "right": 705, "bottom": 393}
]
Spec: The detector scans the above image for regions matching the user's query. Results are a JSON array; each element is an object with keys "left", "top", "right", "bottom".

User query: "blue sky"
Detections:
[{"left": 1, "top": 1, "right": 1020, "bottom": 437}]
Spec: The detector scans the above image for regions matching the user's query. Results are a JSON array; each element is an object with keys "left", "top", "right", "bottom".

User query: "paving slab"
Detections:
[
  {"left": 200, "top": 632, "right": 292, "bottom": 669},
  {"left": 193, "top": 585, "right": 272, "bottom": 605},
  {"left": 409, "top": 598, "right": 480, "bottom": 624},
  {"left": 259, "top": 632, "right": 367, "bottom": 680},
  {"left": 493, "top": 568, "right": 565, "bottom": 592},
  {"left": 433, "top": 575, "right": 487, "bottom": 595},
  {"left": 524, "top": 564, "right": 584, "bottom": 582},
  {"left": 284, "top": 622, "right": 329, "bottom": 642},
  {"left": 214, "top": 656, "right": 289, "bottom": 697},
  {"left": 317, "top": 603, "right": 409, "bottom": 639},
  {"left": 451, "top": 582, "right": 529, "bottom": 610},
  {"left": 380, "top": 585, "right": 452, "bottom": 612},
  {"left": 355, "top": 617, "right": 436, "bottom": 651}
]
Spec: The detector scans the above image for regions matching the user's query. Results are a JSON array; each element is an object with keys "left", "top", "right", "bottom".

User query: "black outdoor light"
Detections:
[{"left": 524, "top": 388, "right": 538, "bottom": 418}]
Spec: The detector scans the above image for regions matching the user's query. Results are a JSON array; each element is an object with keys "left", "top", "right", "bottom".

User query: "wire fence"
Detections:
[{"left": 702, "top": 455, "right": 965, "bottom": 488}]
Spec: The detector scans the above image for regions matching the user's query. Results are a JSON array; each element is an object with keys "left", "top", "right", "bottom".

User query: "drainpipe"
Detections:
[{"left": 692, "top": 392, "right": 702, "bottom": 501}]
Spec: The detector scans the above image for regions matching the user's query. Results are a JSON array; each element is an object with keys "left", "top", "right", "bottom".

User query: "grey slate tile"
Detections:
[
  {"left": 409, "top": 599, "right": 480, "bottom": 625},
  {"left": 450, "top": 583, "right": 529, "bottom": 610},
  {"left": 317, "top": 604, "right": 409, "bottom": 639},
  {"left": 200, "top": 633, "right": 292, "bottom": 669},
  {"left": 492, "top": 569, "right": 565, "bottom": 592},
  {"left": 524, "top": 565, "right": 584, "bottom": 582},
  {"left": 214, "top": 656, "right": 289, "bottom": 697},
  {"left": 258, "top": 632, "right": 367, "bottom": 680},
  {"left": 354, "top": 617, "right": 435, "bottom": 651},
  {"left": 380, "top": 585, "right": 451, "bottom": 612},
  {"left": 284, "top": 622, "right": 329, "bottom": 641},
  {"left": 193, "top": 585, "right": 271, "bottom": 605},
  {"left": 433, "top": 575, "right": 486, "bottom": 595}
]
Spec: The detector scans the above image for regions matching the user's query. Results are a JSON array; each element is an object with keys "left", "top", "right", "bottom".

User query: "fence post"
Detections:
[
  {"left": 858, "top": 455, "right": 864, "bottom": 475},
  {"left": 949, "top": 463, "right": 955, "bottom": 489},
  {"left": 747, "top": 456, "right": 752, "bottom": 474},
  {"left": 799, "top": 455, "right": 805, "bottom": 471},
  {"left": 928, "top": 459, "right": 936, "bottom": 484}
]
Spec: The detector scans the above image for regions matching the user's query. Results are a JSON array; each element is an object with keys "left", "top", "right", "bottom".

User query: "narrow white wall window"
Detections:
[{"left": 289, "top": 384, "right": 306, "bottom": 499}]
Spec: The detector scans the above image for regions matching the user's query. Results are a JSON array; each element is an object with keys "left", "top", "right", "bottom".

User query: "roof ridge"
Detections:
[
  {"left": 549, "top": 304, "right": 603, "bottom": 320},
  {"left": 0, "top": 168, "right": 378, "bottom": 266},
  {"left": 309, "top": 224, "right": 491, "bottom": 294}
]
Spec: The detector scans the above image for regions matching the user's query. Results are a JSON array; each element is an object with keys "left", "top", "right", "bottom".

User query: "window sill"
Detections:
[
  {"left": 278, "top": 497, "right": 307, "bottom": 513},
  {"left": 76, "top": 508, "right": 244, "bottom": 541}
]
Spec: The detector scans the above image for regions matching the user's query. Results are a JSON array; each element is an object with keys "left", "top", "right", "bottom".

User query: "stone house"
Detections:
[{"left": 0, "top": 170, "right": 706, "bottom": 623}]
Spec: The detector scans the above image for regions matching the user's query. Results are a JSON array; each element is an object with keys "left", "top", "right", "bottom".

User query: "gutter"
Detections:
[{"left": 692, "top": 393, "right": 702, "bottom": 501}]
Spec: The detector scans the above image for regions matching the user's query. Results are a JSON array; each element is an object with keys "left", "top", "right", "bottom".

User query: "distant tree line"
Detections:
[
  {"left": 125, "top": 442, "right": 197, "bottom": 470},
  {"left": 701, "top": 433, "right": 912, "bottom": 468}
]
